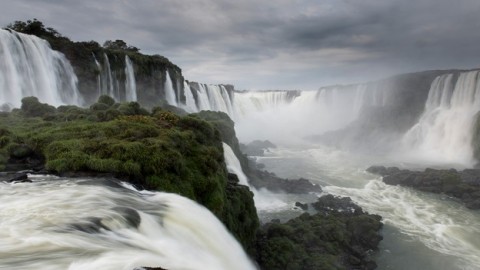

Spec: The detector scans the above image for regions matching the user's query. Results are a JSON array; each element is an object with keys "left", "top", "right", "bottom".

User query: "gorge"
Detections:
[{"left": 1, "top": 21, "right": 480, "bottom": 270}]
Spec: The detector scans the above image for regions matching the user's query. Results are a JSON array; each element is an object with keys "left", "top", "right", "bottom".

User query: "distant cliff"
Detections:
[{"left": 6, "top": 19, "right": 185, "bottom": 108}]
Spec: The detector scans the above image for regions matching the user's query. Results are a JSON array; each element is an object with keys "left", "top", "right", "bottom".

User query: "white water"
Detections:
[
  {"left": 183, "top": 81, "right": 198, "bottom": 112},
  {"left": 402, "top": 71, "right": 480, "bottom": 167},
  {"left": 256, "top": 145, "right": 480, "bottom": 270},
  {"left": 124, "top": 56, "right": 137, "bottom": 102},
  {"left": 0, "top": 29, "right": 81, "bottom": 108},
  {"left": 0, "top": 175, "right": 255, "bottom": 270},
  {"left": 222, "top": 143, "right": 249, "bottom": 186},
  {"left": 164, "top": 71, "right": 177, "bottom": 106},
  {"left": 101, "top": 53, "right": 117, "bottom": 99}
]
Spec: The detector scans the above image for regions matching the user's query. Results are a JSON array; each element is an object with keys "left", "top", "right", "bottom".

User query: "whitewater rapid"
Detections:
[
  {"left": 0, "top": 175, "right": 256, "bottom": 270},
  {"left": 256, "top": 145, "right": 480, "bottom": 270}
]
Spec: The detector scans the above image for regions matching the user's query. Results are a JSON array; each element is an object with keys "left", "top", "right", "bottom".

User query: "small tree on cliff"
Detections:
[{"left": 103, "top": 39, "right": 139, "bottom": 52}]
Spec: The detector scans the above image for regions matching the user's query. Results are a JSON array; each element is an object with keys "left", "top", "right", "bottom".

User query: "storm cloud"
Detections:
[{"left": 1, "top": 0, "right": 479, "bottom": 90}]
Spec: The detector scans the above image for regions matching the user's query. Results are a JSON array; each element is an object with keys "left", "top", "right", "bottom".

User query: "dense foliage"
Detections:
[
  {"left": 256, "top": 195, "right": 382, "bottom": 270},
  {"left": 0, "top": 96, "right": 259, "bottom": 252}
]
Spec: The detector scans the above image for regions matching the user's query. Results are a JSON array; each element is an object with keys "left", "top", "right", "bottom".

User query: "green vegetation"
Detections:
[
  {"left": 256, "top": 196, "right": 382, "bottom": 270},
  {"left": 0, "top": 96, "right": 258, "bottom": 251}
]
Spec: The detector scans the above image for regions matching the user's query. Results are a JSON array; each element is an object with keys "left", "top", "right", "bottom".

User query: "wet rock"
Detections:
[
  {"left": 0, "top": 172, "right": 30, "bottom": 183},
  {"left": 248, "top": 169, "right": 322, "bottom": 194},
  {"left": 240, "top": 140, "right": 276, "bottom": 156},
  {"left": 295, "top": 202, "right": 308, "bottom": 210}
]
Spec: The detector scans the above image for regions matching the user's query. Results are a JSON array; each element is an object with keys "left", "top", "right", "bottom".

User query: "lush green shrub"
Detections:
[
  {"left": 20, "top": 97, "right": 56, "bottom": 117},
  {"left": 97, "top": 95, "right": 116, "bottom": 106}
]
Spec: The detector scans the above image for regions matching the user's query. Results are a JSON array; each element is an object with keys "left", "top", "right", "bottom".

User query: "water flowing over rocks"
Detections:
[{"left": 367, "top": 165, "right": 480, "bottom": 209}]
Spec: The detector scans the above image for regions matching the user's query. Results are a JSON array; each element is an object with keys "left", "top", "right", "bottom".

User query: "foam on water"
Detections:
[{"left": 0, "top": 177, "right": 256, "bottom": 270}]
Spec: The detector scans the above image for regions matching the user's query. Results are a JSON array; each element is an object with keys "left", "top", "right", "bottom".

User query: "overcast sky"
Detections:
[{"left": 1, "top": 0, "right": 479, "bottom": 90}]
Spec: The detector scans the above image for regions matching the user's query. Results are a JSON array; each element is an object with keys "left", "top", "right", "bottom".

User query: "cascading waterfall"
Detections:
[
  {"left": 222, "top": 143, "right": 249, "bottom": 186},
  {"left": 164, "top": 70, "right": 177, "bottom": 106},
  {"left": 0, "top": 175, "right": 256, "bottom": 270},
  {"left": 101, "top": 53, "right": 117, "bottom": 99},
  {"left": 0, "top": 29, "right": 81, "bottom": 108},
  {"left": 196, "top": 84, "right": 212, "bottom": 110},
  {"left": 402, "top": 71, "right": 480, "bottom": 166},
  {"left": 183, "top": 81, "right": 198, "bottom": 112},
  {"left": 124, "top": 56, "right": 137, "bottom": 102}
]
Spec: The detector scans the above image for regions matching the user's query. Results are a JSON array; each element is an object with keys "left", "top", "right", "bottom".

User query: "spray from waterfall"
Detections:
[{"left": 0, "top": 29, "right": 81, "bottom": 108}]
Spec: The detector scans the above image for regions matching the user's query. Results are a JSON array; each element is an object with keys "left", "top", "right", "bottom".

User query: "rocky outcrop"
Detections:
[
  {"left": 367, "top": 166, "right": 480, "bottom": 209},
  {"left": 256, "top": 195, "right": 382, "bottom": 270},
  {"left": 248, "top": 169, "right": 322, "bottom": 194},
  {"left": 240, "top": 140, "right": 276, "bottom": 156}
]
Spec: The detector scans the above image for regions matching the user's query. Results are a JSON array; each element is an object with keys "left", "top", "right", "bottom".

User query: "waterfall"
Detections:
[
  {"left": 0, "top": 29, "right": 81, "bottom": 108},
  {"left": 164, "top": 70, "right": 177, "bottom": 106},
  {"left": 124, "top": 56, "right": 137, "bottom": 102},
  {"left": 102, "top": 53, "right": 116, "bottom": 98},
  {"left": 402, "top": 71, "right": 480, "bottom": 166},
  {"left": 0, "top": 176, "right": 256, "bottom": 270},
  {"left": 183, "top": 81, "right": 198, "bottom": 112},
  {"left": 196, "top": 84, "right": 212, "bottom": 111},
  {"left": 222, "top": 143, "right": 249, "bottom": 186}
]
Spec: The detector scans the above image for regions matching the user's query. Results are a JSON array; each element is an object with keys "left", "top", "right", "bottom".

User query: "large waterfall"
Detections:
[
  {"left": 0, "top": 29, "right": 81, "bottom": 108},
  {"left": 402, "top": 71, "right": 480, "bottom": 166},
  {"left": 0, "top": 175, "right": 256, "bottom": 270}
]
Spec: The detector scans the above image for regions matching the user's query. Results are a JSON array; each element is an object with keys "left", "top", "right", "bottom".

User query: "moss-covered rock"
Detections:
[
  {"left": 256, "top": 195, "right": 382, "bottom": 270},
  {"left": 0, "top": 98, "right": 259, "bottom": 254}
]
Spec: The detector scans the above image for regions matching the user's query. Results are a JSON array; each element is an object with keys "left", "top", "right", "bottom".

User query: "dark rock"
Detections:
[
  {"left": 240, "top": 140, "right": 277, "bottom": 156},
  {"left": 1, "top": 172, "right": 30, "bottom": 183},
  {"left": 312, "top": 194, "right": 363, "bottom": 215},
  {"left": 295, "top": 202, "right": 308, "bottom": 210},
  {"left": 248, "top": 169, "right": 322, "bottom": 194}
]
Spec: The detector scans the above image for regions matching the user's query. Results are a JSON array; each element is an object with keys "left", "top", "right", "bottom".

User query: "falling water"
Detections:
[
  {"left": 222, "top": 143, "right": 249, "bottom": 186},
  {"left": 0, "top": 29, "right": 81, "bottom": 108},
  {"left": 164, "top": 70, "right": 177, "bottom": 106},
  {"left": 124, "top": 56, "right": 137, "bottom": 102},
  {"left": 402, "top": 71, "right": 480, "bottom": 166},
  {"left": 0, "top": 175, "right": 256, "bottom": 270},
  {"left": 101, "top": 53, "right": 116, "bottom": 99},
  {"left": 183, "top": 81, "right": 198, "bottom": 112}
]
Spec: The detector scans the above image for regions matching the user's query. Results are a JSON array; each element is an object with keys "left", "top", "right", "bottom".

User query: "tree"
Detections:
[
  {"left": 6, "top": 19, "right": 66, "bottom": 40},
  {"left": 103, "top": 39, "right": 139, "bottom": 52}
]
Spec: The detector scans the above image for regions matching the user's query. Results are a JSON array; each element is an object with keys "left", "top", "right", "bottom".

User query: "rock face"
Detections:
[
  {"left": 256, "top": 194, "right": 383, "bottom": 270},
  {"left": 248, "top": 169, "right": 322, "bottom": 194},
  {"left": 367, "top": 166, "right": 480, "bottom": 209},
  {"left": 240, "top": 140, "right": 277, "bottom": 156}
]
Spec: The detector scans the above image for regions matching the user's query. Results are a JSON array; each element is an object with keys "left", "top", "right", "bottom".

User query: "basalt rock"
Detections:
[{"left": 248, "top": 169, "right": 322, "bottom": 194}]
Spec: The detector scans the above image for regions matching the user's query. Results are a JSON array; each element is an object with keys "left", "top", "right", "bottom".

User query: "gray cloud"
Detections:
[{"left": 1, "top": 0, "right": 479, "bottom": 90}]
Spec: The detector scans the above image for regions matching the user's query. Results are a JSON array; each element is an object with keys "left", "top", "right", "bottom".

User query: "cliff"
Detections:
[
  {"left": 0, "top": 96, "right": 259, "bottom": 254},
  {"left": 6, "top": 19, "right": 185, "bottom": 108}
]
